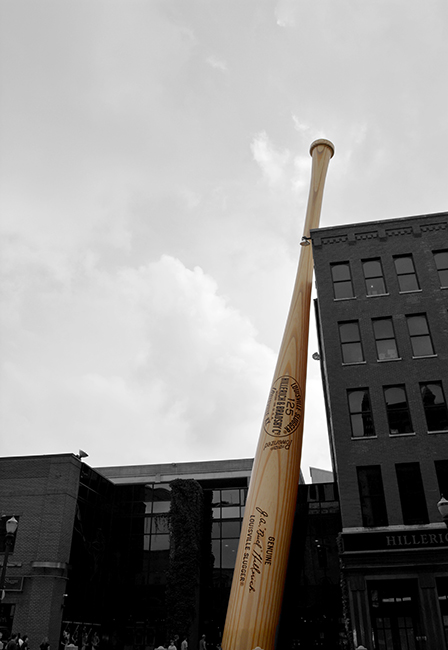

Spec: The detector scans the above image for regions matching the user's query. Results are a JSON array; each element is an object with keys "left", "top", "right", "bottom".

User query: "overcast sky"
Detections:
[{"left": 1, "top": 1, "right": 447, "bottom": 478}]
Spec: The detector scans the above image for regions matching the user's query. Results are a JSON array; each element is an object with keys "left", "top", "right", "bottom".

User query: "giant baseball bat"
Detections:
[{"left": 221, "top": 139, "right": 335, "bottom": 650}]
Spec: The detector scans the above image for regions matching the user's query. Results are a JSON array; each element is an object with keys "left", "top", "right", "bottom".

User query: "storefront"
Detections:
[{"left": 341, "top": 527, "right": 448, "bottom": 649}]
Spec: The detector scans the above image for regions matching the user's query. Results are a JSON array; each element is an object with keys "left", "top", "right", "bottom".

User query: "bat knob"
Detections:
[{"left": 310, "top": 138, "right": 335, "bottom": 158}]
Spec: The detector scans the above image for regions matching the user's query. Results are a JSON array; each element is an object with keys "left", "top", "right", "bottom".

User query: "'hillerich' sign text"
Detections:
[{"left": 342, "top": 528, "right": 448, "bottom": 553}]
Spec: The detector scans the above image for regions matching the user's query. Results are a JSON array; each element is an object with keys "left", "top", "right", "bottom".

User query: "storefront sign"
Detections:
[
  {"left": 342, "top": 528, "right": 448, "bottom": 552},
  {"left": 5, "top": 576, "right": 23, "bottom": 591}
]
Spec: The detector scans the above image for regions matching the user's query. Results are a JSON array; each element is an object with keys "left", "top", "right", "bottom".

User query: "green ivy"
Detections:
[{"left": 165, "top": 479, "right": 204, "bottom": 640}]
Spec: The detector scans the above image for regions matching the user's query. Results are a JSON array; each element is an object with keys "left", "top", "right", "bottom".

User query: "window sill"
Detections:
[
  {"left": 366, "top": 292, "right": 389, "bottom": 298},
  {"left": 412, "top": 355, "right": 438, "bottom": 359},
  {"left": 399, "top": 289, "right": 422, "bottom": 294},
  {"left": 351, "top": 435, "right": 377, "bottom": 440},
  {"left": 377, "top": 357, "right": 402, "bottom": 363},
  {"left": 427, "top": 429, "right": 448, "bottom": 434},
  {"left": 334, "top": 296, "right": 357, "bottom": 301},
  {"left": 389, "top": 432, "right": 416, "bottom": 437},
  {"left": 342, "top": 361, "right": 366, "bottom": 366}
]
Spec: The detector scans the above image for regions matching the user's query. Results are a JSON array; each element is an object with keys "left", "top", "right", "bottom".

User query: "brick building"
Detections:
[
  {"left": 0, "top": 455, "right": 85, "bottom": 646},
  {"left": 311, "top": 211, "right": 448, "bottom": 649}
]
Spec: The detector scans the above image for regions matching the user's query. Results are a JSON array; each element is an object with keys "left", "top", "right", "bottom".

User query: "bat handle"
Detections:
[{"left": 302, "top": 139, "right": 335, "bottom": 238}]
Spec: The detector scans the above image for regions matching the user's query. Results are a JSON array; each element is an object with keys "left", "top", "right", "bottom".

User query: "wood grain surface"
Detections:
[{"left": 221, "top": 139, "right": 335, "bottom": 650}]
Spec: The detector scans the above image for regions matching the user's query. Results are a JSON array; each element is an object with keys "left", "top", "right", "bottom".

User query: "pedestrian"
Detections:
[
  {"left": 168, "top": 641, "right": 176, "bottom": 650},
  {"left": 22, "top": 637, "right": 29, "bottom": 650},
  {"left": 39, "top": 638, "right": 50, "bottom": 650},
  {"left": 199, "top": 636, "right": 206, "bottom": 650},
  {"left": 180, "top": 638, "right": 187, "bottom": 650},
  {"left": 7, "top": 635, "right": 19, "bottom": 650}
]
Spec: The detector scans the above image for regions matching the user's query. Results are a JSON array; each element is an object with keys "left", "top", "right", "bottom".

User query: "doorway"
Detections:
[{"left": 369, "top": 580, "right": 421, "bottom": 650}]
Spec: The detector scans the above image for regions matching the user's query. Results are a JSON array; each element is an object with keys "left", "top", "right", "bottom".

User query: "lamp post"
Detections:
[
  {"left": 0, "top": 516, "right": 19, "bottom": 598},
  {"left": 437, "top": 496, "right": 448, "bottom": 528}
]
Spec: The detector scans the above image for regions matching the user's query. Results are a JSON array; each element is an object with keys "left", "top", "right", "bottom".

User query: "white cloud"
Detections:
[
  {"left": 180, "top": 188, "right": 202, "bottom": 210},
  {"left": 275, "top": 0, "right": 297, "bottom": 27},
  {"left": 206, "top": 56, "right": 228, "bottom": 72},
  {"left": 291, "top": 116, "right": 311, "bottom": 135},
  {"left": 251, "top": 132, "right": 291, "bottom": 186},
  {"left": 291, "top": 116, "right": 328, "bottom": 144},
  {"left": 2, "top": 0, "right": 447, "bottom": 477},
  {"left": 0, "top": 250, "right": 276, "bottom": 465},
  {"left": 292, "top": 155, "right": 311, "bottom": 193}
]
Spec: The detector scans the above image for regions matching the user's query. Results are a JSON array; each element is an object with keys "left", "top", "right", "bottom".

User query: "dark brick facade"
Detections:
[
  {"left": 0, "top": 455, "right": 82, "bottom": 649},
  {"left": 312, "top": 212, "right": 448, "bottom": 649}
]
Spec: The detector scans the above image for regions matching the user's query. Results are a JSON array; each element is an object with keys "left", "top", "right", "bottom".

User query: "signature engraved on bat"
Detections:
[{"left": 240, "top": 508, "right": 272, "bottom": 593}]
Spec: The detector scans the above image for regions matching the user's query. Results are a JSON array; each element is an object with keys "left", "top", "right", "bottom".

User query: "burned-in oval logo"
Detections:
[{"left": 263, "top": 375, "right": 303, "bottom": 438}]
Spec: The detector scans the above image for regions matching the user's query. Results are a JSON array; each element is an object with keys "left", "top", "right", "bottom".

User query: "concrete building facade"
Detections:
[{"left": 311, "top": 211, "right": 448, "bottom": 649}]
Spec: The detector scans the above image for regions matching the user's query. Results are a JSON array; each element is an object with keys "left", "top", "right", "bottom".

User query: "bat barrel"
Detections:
[{"left": 221, "top": 139, "right": 334, "bottom": 650}]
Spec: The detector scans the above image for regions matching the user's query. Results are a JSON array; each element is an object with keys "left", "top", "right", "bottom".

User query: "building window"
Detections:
[
  {"left": 420, "top": 382, "right": 448, "bottom": 431},
  {"left": 363, "top": 258, "right": 387, "bottom": 296},
  {"left": 212, "top": 488, "right": 246, "bottom": 520},
  {"left": 395, "top": 462, "right": 429, "bottom": 525},
  {"left": 434, "top": 250, "right": 448, "bottom": 287},
  {"left": 212, "top": 520, "right": 241, "bottom": 569},
  {"left": 384, "top": 385, "right": 413, "bottom": 435},
  {"left": 211, "top": 488, "right": 247, "bottom": 571},
  {"left": 339, "top": 321, "right": 364, "bottom": 363},
  {"left": 149, "top": 521, "right": 170, "bottom": 551},
  {"left": 393, "top": 255, "right": 420, "bottom": 292},
  {"left": 307, "top": 483, "right": 337, "bottom": 503},
  {"left": 372, "top": 318, "right": 399, "bottom": 360},
  {"left": 436, "top": 578, "right": 448, "bottom": 648},
  {"left": 435, "top": 460, "right": 448, "bottom": 499},
  {"left": 357, "top": 466, "right": 388, "bottom": 527},
  {"left": 406, "top": 314, "right": 435, "bottom": 357},
  {"left": 143, "top": 483, "right": 172, "bottom": 552},
  {"left": 145, "top": 484, "right": 172, "bottom": 513},
  {"left": 331, "top": 262, "right": 354, "bottom": 299},
  {"left": 348, "top": 389, "right": 375, "bottom": 438}
]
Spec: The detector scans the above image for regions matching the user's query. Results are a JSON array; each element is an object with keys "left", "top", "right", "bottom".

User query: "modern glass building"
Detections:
[{"left": 0, "top": 455, "right": 343, "bottom": 650}]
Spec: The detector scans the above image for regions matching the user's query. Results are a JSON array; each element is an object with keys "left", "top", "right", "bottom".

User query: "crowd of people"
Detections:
[
  {"left": 1, "top": 626, "right": 370, "bottom": 650},
  {"left": 0, "top": 633, "right": 50, "bottom": 650},
  {"left": 154, "top": 634, "right": 188, "bottom": 650},
  {"left": 154, "top": 633, "right": 219, "bottom": 650}
]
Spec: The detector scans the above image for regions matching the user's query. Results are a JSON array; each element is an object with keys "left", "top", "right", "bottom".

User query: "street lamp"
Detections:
[
  {"left": 437, "top": 496, "right": 448, "bottom": 528},
  {"left": 0, "top": 516, "right": 19, "bottom": 597}
]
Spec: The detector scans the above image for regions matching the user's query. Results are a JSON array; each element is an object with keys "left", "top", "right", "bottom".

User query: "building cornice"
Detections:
[{"left": 311, "top": 212, "right": 447, "bottom": 247}]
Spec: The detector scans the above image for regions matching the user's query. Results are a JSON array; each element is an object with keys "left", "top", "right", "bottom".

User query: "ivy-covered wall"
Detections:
[{"left": 165, "top": 479, "right": 204, "bottom": 645}]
